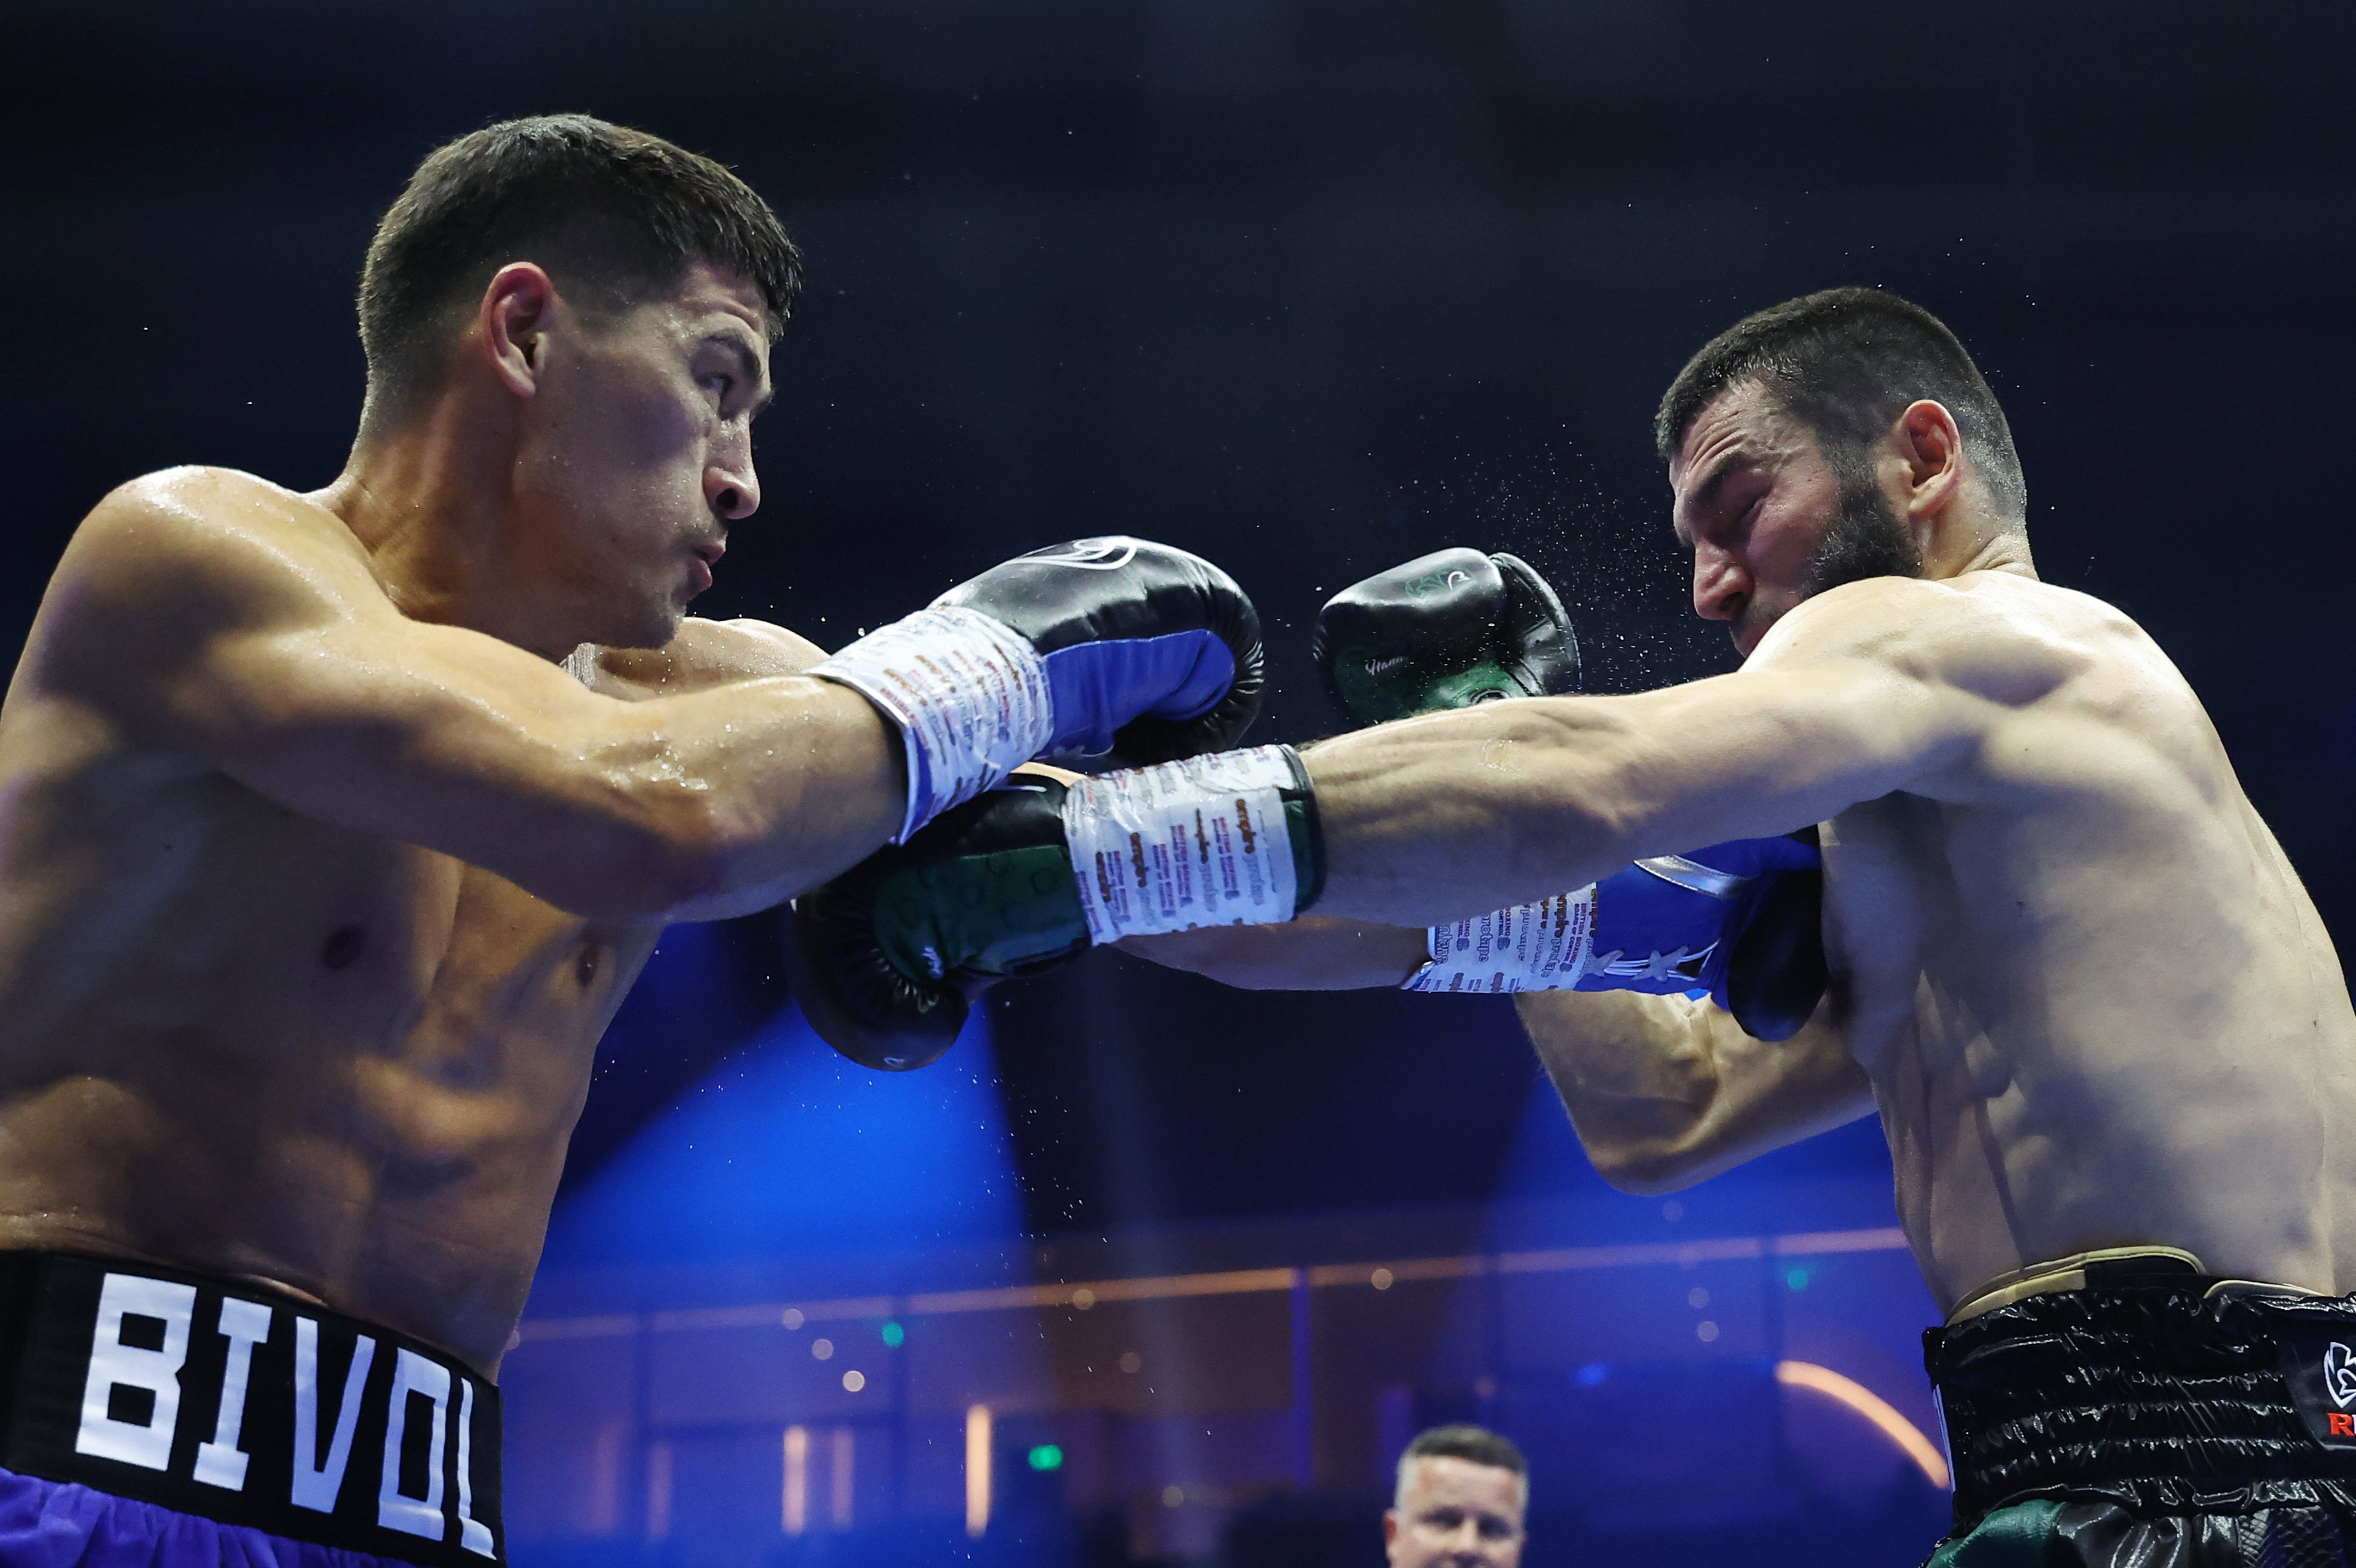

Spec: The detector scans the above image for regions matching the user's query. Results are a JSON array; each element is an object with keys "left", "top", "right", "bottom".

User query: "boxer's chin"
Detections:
[
  {"left": 1733, "top": 599, "right": 1799, "bottom": 658},
  {"left": 598, "top": 593, "right": 689, "bottom": 652}
]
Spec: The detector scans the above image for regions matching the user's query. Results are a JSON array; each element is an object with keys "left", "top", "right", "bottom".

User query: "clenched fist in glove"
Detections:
[
  {"left": 1311, "top": 547, "right": 1581, "bottom": 720},
  {"left": 813, "top": 537, "right": 1264, "bottom": 842}
]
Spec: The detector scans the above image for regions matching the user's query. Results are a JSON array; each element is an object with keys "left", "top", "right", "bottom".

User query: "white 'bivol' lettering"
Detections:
[
  {"left": 193, "top": 1297, "right": 273, "bottom": 1490},
  {"left": 378, "top": 1349, "right": 451, "bottom": 1539},
  {"left": 292, "top": 1316, "right": 376, "bottom": 1512},
  {"left": 74, "top": 1273, "right": 196, "bottom": 1471},
  {"left": 455, "top": 1377, "right": 496, "bottom": 1557}
]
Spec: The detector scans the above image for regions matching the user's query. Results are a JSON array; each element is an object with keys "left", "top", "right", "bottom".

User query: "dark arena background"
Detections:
[{"left": 7, "top": 2, "right": 2354, "bottom": 1564}]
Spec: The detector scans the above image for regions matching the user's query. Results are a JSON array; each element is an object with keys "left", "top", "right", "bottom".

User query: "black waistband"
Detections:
[
  {"left": 1927, "top": 1269, "right": 2356, "bottom": 1529},
  {"left": 0, "top": 1250, "right": 503, "bottom": 1566}
]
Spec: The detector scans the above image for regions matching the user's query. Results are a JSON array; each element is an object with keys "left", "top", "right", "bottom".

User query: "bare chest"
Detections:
[
  {"left": 1818, "top": 794, "right": 1999, "bottom": 1080},
  {"left": 0, "top": 765, "right": 655, "bottom": 1095}
]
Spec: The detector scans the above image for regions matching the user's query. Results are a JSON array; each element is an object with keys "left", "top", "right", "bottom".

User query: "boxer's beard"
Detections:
[{"left": 1803, "top": 473, "right": 1923, "bottom": 598}]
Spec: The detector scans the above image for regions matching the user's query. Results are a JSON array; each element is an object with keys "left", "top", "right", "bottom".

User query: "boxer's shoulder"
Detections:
[
  {"left": 57, "top": 466, "right": 378, "bottom": 628},
  {"left": 579, "top": 617, "right": 826, "bottom": 700},
  {"left": 18, "top": 469, "right": 397, "bottom": 768},
  {"left": 1749, "top": 571, "right": 2141, "bottom": 711},
  {"left": 78, "top": 466, "right": 360, "bottom": 552}
]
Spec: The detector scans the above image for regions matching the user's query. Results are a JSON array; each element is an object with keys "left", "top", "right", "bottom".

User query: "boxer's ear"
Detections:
[
  {"left": 479, "top": 262, "right": 556, "bottom": 399},
  {"left": 1892, "top": 397, "right": 1966, "bottom": 520}
]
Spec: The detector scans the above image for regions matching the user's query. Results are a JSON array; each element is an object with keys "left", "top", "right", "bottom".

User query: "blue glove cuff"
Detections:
[{"left": 1038, "top": 630, "right": 1236, "bottom": 757}]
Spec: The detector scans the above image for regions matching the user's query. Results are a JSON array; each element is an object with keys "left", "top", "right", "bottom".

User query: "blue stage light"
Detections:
[{"left": 540, "top": 1002, "right": 1023, "bottom": 1269}]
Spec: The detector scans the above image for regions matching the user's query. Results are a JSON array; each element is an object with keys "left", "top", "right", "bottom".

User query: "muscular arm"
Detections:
[
  {"left": 35, "top": 472, "right": 904, "bottom": 922},
  {"left": 1303, "top": 574, "right": 2046, "bottom": 925},
  {"left": 1520, "top": 990, "right": 1874, "bottom": 1193}
]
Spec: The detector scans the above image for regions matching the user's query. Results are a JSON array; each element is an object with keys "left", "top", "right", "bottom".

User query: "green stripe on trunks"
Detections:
[{"left": 1923, "top": 1499, "right": 2066, "bottom": 1568}]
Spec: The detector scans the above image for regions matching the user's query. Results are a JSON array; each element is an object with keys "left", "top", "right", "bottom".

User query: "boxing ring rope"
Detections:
[
  {"left": 516, "top": 1224, "right": 1916, "bottom": 1342},
  {"left": 518, "top": 1221, "right": 1948, "bottom": 1532}
]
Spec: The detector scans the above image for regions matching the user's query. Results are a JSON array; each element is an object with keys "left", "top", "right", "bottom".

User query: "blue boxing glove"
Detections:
[
  {"left": 1408, "top": 834, "right": 1827, "bottom": 1040},
  {"left": 1586, "top": 837, "right": 1825, "bottom": 1037},
  {"left": 813, "top": 537, "right": 1263, "bottom": 841}
]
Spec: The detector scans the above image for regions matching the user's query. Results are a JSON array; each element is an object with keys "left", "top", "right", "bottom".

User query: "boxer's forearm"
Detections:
[
  {"left": 1519, "top": 990, "right": 1721, "bottom": 1192},
  {"left": 577, "top": 677, "right": 910, "bottom": 922},
  {"left": 1519, "top": 990, "right": 1872, "bottom": 1193},
  {"left": 1300, "top": 659, "right": 1954, "bottom": 926},
  {"left": 1119, "top": 917, "right": 1427, "bottom": 991},
  {"left": 218, "top": 664, "right": 908, "bottom": 925}
]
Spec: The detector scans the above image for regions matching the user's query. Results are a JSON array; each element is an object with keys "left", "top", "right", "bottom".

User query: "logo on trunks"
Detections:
[
  {"left": 71, "top": 1272, "right": 497, "bottom": 1556},
  {"left": 2325, "top": 1342, "right": 2356, "bottom": 1435},
  {"left": 1021, "top": 540, "right": 1138, "bottom": 571}
]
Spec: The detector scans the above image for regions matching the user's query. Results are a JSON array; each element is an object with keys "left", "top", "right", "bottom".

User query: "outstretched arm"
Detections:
[
  {"left": 39, "top": 472, "right": 905, "bottom": 923},
  {"left": 1520, "top": 990, "right": 1874, "bottom": 1193},
  {"left": 1303, "top": 575, "right": 2021, "bottom": 926}
]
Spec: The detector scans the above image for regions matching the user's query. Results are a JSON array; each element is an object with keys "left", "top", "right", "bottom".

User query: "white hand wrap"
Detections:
[
  {"left": 812, "top": 607, "right": 1053, "bottom": 843},
  {"left": 1063, "top": 746, "right": 1303, "bottom": 945},
  {"left": 1405, "top": 887, "right": 1596, "bottom": 994}
]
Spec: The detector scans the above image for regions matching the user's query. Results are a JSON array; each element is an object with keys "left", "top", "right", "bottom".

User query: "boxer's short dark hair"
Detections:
[
  {"left": 1400, "top": 1423, "right": 1528, "bottom": 1484},
  {"left": 358, "top": 114, "right": 802, "bottom": 416},
  {"left": 1656, "top": 287, "right": 2027, "bottom": 525}
]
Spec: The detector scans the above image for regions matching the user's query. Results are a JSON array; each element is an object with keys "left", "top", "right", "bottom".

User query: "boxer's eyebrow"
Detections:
[
  {"left": 1673, "top": 454, "right": 1749, "bottom": 544},
  {"left": 1688, "top": 455, "right": 1745, "bottom": 518},
  {"left": 702, "top": 330, "right": 773, "bottom": 414}
]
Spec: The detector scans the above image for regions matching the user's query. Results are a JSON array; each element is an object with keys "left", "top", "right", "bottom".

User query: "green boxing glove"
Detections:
[
  {"left": 1310, "top": 547, "right": 1582, "bottom": 722},
  {"left": 787, "top": 750, "right": 1324, "bottom": 1071}
]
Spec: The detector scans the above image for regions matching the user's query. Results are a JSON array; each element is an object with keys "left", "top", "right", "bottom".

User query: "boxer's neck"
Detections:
[
  {"left": 1933, "top": 529, "right": 2038, "bottom": 583},
  {"left": 319, "top": 383, "right": 583, "bottom": 661}
]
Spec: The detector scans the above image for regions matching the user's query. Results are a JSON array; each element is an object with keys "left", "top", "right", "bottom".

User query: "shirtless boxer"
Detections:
[
  {"left": 0, "top": 114, "right": 1262, "bottom": 1565},
  {"left": 801, "top": 288, "right": 2356, "bottom": 1564}
]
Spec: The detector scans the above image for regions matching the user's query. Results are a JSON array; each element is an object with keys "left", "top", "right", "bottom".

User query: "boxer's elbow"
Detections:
[
  {"left": 1568, "top": 1099, "right": 1719, "bottom": 1196},
  {"left": 1538, "top": 1007, "right": 1726, "bottom": 1195},
  {"left": 1589, "top": 1138, "right": 1715, "bottom": 1197}
]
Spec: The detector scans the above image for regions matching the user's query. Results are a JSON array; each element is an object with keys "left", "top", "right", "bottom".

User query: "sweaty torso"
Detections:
[
  {"left": 0, "top": 477, "right": 813, "bottom": 1377},
  {"left": 1817, "top": 571, "right": 2356, "bottom": 1310}
]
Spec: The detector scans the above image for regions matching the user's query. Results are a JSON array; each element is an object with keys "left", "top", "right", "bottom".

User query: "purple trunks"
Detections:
[{"left": 0, "top": 1463, "right": 417, "bottom": 1567}]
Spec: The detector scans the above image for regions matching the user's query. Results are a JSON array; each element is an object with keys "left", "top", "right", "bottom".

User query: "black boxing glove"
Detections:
[
  {"left": 1312, "top": 547, "right": 1581, "bottom": 724},
  {"left": 787, "top": 778, "right": 1090, "bottom": 1071},
  {"left": 814, "top": 537, "right": 1263, "bottom": 841}
]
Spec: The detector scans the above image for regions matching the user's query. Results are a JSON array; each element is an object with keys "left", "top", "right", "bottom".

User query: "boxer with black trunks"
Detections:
[
  {"left": 0, "top": 115, "right": 1264, "bottom": 1565},
  {"left": 796, "top": 287, "right": 2356, "bottom": 1564}
]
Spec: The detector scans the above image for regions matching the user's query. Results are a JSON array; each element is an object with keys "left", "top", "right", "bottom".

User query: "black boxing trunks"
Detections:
[
  {"left": 0, "top": 1250, "right": 503, "bottom": 1566},
  {"left": 1923, "top": 1249, "right": 2356, "bottom": 1566}
]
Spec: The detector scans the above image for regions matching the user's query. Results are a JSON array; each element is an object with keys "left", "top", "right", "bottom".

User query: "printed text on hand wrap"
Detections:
[
  {"left": 1064, "top": 746, "right": 1301, "bottom": 945},
  {"left": 811, "top": 607, "right": 1052, "bottom": 842}
]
